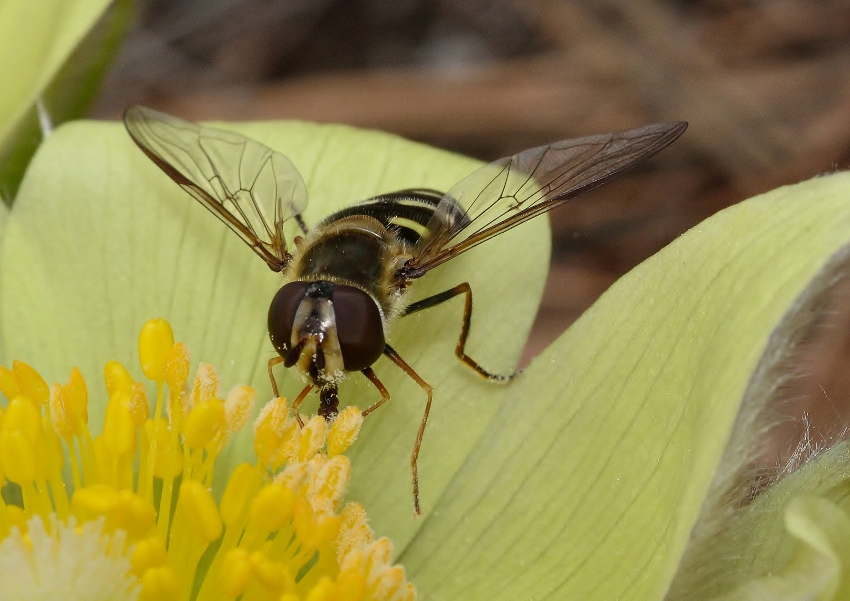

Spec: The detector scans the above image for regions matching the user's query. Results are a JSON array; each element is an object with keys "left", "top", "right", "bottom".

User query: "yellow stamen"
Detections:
[
  {"left": 219, "top": 547, "right": 252, "bottom": 597},
  {"left": 138, "top": 319, "right": 174, "bottom": 384},
  {"left": 0, "top": 365, "right": 21, "bottom": 400},
  {"left": 110, "top": 490, "right": 158, "bottom": 540},
  {"left": 13, "top": 360, "right": 50, "bottom": 405},
  {"left": 104, "top": 390, "right": 138, "bottom": 457},
  {"left": 164, "top": 342, "right": 190, "bottom": 391},
  {"left": 130, "top": 535, "right": 167, "bottom": 576},
  {"left": 223, "top": 384, "right": 253, "bottom": 433},
  {"left": 248, "top": 482, "right": 296, "bottom": 532},
  {"left": 146, "top": 418, "right": 182, "bottom": 479},
  {"left": 328, "top": 406, "right": 364, "bottom": 457},
  {"left": 219, "top": 462, "right": 264, "bottom": 527},
  {"left": 183, "top": 399, "right": 225, "bottom": 451},
  {"left": 177, "top": 480, "right": 223, "bottom": 543},
  {"left": 141, "top": 565, "right": 179, "bottom": 601},
  {"left": 191, "top": 362, "right": 219, "bottom": 407},
  {"left": 72, "top": 483, "right": 119, "bottom": 515},
  {"left": 298, "top": 415, "right": 328, "bottom": 462},
  {"left": 305, "top": 577, "right": 336, "bottom": 601},
  {"left": 254, "top": 396, "right": 298, "bottom": 470},
  {"left": 249, "top": 550, "right": 297, "bottom": 594},
  {"left": 62, "top": 367, "right": 89, "bottom": 426},
  {"left": 105, "top": 360, "right": 134, "bottom": 397},
  {"left": 0, "top": 319, "right": 416, "bottom": 601},
  {"left": 128, "top": 382, "right": 150, "bottom": 426},
  {"left": 0, "top": 397, "right": 43, "bottom": 485}
]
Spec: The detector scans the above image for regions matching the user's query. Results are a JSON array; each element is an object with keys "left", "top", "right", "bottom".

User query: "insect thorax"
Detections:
[{"left": 288, "top": 214, "right": 409, "bottom": 314}]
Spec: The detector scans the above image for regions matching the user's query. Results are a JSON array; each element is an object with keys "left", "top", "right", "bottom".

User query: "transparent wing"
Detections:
[
  {"left": 404, "top": 121, "right": 687, "bottom": 277},
  {"left": 124, "top": 105, "right": 308, "bottom": 271}
]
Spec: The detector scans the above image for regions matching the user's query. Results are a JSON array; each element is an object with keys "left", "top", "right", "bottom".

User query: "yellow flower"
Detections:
[{"left": 0, "top": 319, "right": 414, "bottom": 601}]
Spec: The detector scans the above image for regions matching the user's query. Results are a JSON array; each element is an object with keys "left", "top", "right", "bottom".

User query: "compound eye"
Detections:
[
  {"left": 332, "top": 284, "right": 385, "bottom": 372},
  {"left": 268, "top": 281, "right": 310, "bottom": 356}
]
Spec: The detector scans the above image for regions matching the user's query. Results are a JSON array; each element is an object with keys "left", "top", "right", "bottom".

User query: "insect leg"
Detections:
[
  {"left": 291, "top": 384, "right": 313, "bottom": 428},
  {"left": 383, "top": 344, "right": 433, "bottom": 516},
  {"left": 402, "top": 282, "right": 516, "bottom": 382},
  {"left": 294, "top": 213, "right": 309, "bottom": 235},
  {"left": 360, "top": 367, "right": 390, "bottom": 416},
  {"left": 268, "top": 356, "right": 284, "bottom": 397}
]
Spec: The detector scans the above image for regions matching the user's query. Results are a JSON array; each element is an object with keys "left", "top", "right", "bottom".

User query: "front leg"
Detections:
[
  {"left": 361, "top": 367, "right": 390, "bottom": 416},
  {"left": 268, "top": 355, "right": 284, "bottom": 397},
  {"left": 356, "top": 358, "right": 427, "bottom": 515},
  {"left": 383, "top": 344, "right": 433, "bottom": 517}
]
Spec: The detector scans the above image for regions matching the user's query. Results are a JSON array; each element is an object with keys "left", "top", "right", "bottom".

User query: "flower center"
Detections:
[{"left": 0, "top": 319, "right": 415, "bottom": 601}]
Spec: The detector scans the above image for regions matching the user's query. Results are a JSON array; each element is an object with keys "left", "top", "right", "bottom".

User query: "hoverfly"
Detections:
[{"left": 124, "top": 106, "right": 686, "bottom": 514}]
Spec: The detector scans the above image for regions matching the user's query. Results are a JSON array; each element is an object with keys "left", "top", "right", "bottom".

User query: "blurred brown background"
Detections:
[{"left": 91, "top": 0, "right": 850, "bottom": 478}]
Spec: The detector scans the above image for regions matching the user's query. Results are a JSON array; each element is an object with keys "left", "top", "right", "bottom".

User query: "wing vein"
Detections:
[
  {"left": 405, "top": 121, "right": 687, "bottom": 277},
  {"left": 124, "top": 105, "right": 309, "bottom": 272}
]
